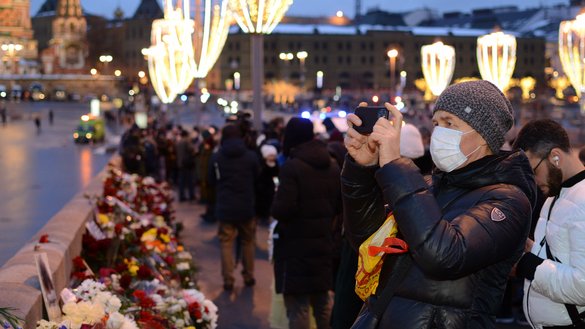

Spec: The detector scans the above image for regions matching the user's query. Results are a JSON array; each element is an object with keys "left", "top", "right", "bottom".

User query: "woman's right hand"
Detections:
[{"left": 345, "top": 102, "right": 379, "bottom": 166}]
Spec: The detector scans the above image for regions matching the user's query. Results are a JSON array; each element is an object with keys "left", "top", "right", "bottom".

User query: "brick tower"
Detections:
[{"left": 41, "top": 0, "right": 88, "bottom": 74}]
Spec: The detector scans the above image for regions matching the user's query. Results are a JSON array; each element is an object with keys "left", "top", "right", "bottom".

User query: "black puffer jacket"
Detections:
[
  {"left": 209, "top": 138, "right": 260, "bottom": 222},
  {"left": 342, "top": 150, "right": 536, "bottom": 328},
  {"left": 271, "top": 139, "right": 341, "bottom": 294}
]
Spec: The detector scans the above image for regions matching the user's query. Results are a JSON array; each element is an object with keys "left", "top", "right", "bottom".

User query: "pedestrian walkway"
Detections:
[{"left": 176, "top": 200, "right": 273, "bottom": 329}]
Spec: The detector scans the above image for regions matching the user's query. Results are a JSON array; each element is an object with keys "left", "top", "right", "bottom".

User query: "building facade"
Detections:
[
  {"left": 217, "top": 25, "right": 546, "bottom": 91},
  {"left": 0, "top": 0, "right": 38, "bottom": 74}
]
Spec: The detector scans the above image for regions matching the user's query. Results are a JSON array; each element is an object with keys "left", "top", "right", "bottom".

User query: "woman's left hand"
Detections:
[{"left": 369, "top": 102, "right": 403, "bottom": 167}]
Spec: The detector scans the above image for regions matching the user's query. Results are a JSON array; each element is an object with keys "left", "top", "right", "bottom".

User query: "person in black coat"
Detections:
[
  {"left": 255, "top": 144, "right": 279, "bottom": 225},
  {"left": 271, "top": 117, "right": 341, "bottom": 329},
  {"left": 209, "top": 124, "right": 260, "bottom": 290},
  {"left": 343, "top": 81, "right": 536, "bottom": 328}
]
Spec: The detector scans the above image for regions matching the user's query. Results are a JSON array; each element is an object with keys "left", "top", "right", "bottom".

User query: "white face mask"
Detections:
[{"left": 430, "top": 126, "right": 481, "bottom": 172}]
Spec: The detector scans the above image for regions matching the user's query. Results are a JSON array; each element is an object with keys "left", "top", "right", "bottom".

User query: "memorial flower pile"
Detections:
[{"left": 36, "top": 165, "right": 216, "bottom": 329}]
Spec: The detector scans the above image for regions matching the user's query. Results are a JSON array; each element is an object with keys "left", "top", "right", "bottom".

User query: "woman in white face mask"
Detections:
[{"left": 340, "top": 80, "right": 537, "bottom": 329}]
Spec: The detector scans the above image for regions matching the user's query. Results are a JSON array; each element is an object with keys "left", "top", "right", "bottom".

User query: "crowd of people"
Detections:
[{"left": 117, "top": 79, "right": 585, "bottom": 329}]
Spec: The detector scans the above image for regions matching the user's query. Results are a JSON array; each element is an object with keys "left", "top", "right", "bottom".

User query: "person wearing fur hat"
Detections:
[
  {"left": 342, "top": 80, "right": 537, "bottom": 328},
  {"left": 271, "top": 117, "right": 342, "bottom": 329}
]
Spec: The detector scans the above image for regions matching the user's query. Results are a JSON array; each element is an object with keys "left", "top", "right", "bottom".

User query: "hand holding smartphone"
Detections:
[{"left": 353, "top": 106, "right": 390, "bottom": 135}]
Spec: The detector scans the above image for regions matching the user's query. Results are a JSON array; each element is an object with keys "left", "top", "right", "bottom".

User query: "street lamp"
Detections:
[
  {"left": 387, "top": 49, "right": 398, "bottom": 101},
  {"left": 234, "top": 72, "right": 241, "bottom": 90},
  {"left": 229, "top": 0, "right": 293, "bottom": 130},
  {"left": 421, "top": 41, "right": 456, "bottom": 97},
  {"left": 99, "top": 55, "right": 113, "bottom": 74},
  {"left": 316, "top": 70, "right": 324, "bottom": 89},
  {"left": 296, "top": 51, "right": 308, "bottom": 90},
  {"left": 476, "top": 31, "right": 517, "bottom": 91},
  {"left": 279, "top": 52, "right": 294, "bottom": 81},
  {"left": 1, "top": 43, "right": 23, "bottom": 74}
]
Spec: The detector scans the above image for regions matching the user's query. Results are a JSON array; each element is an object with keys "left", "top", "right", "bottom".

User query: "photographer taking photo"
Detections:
[{"left": 342, "top": 80, "right": 536, "bottom": 328}]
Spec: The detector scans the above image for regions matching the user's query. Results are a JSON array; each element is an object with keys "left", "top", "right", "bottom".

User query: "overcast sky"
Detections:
[{"left": 29, "top": 0, "right": 568, "bottom": 19}]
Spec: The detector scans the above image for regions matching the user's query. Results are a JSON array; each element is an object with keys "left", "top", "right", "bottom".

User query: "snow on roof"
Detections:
[{"left": 229, "top": 23, "right": 512, "bottom": 38}]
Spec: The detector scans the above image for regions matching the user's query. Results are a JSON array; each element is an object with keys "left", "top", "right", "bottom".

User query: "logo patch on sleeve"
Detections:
[{"left": 491, "top": 207, "right": 506, "bottom": 222}]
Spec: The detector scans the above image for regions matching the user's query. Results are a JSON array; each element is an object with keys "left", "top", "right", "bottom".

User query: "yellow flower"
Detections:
[
  {"left": 140, "top": 228, "right": 158, "bottom": 242},
  {"left": 97, "top": 213, "right": 110, "bottom": 226},
  {"left": 128, "top": 264, "right": 139, "bottom": 276},
  {"left": 160, "top": 233, "right": 170, "bottom": 243}
]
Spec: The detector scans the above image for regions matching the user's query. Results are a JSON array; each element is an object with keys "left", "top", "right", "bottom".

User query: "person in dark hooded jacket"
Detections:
[
  {"left": 343, "top": 80, "right": 536, "bottom": 328},
  {"left": 209, "top": 124, "right": 260, "bottom": 291},
  {"left": 271, "top": 117, "right": 341, "bottom": 329}
]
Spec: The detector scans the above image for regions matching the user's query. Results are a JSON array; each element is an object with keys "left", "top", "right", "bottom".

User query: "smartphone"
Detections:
[{"left": 353, "top": 106, "right": 389, "bottom": 134}]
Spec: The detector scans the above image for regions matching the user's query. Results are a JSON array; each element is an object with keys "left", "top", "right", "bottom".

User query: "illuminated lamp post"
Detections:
[
  {"left": 559, "top": 12, "right": 585, "bottom": 140},
  {"left": 296, "top": 51, "right": 308, "bottom": 90},
  {"left": 99, "top": 55, "right": 113, "bottom": 74},
  {"left": 229, "top": 0, "right": 293, "bottom": 130},
  {"left": 144, "top": 0, "right": 196, "bottom": 105},
  {"left": 421, "top": 41, "right": 455, "bottom": 97},
  {"left": 279, "top": 52, "right": 294, "bottom": 81},
  {"left": 1, "top": 43, "right": 23, "bottom": 74},
  {"left": 387, "top": 49, "right": 398, "bottom": 101},
  {"left": 477, "top": 30, "right": 517, "bottom": 91}
]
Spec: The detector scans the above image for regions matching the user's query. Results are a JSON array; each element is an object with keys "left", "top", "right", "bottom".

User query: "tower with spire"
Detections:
[{"left": 41, "top": 0, "right": 88, "bottom": 74}]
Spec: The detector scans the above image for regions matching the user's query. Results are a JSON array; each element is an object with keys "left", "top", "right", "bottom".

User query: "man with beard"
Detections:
[{"left": 513, "top": 119, "right": 585, "bottom": 329}]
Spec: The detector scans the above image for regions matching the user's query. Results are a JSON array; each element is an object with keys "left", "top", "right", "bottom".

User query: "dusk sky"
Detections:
[{"left": 29, "top": 0, "right": 568, "bottom": 19}]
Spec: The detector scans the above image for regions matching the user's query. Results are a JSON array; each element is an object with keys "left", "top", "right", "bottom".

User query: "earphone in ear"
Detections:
[{"left": 553, "top": 155, "right": 560, "bottom": 166}]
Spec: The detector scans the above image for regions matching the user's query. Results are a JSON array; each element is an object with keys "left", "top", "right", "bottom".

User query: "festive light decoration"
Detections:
[
  {"left": 477, "top": 31, "right": 517, "bottom": 91},
  {"left": 549, "top": 75, "right": 571, "bottom": 99},
  {"left": 191, "top": 0, "right": 232, "bottom": 78},
  {"left": 559, "top": 13, "right": 585, "bottom": 102},
  {"left": 228, "top": 0, "right": 293, "bottom": 34},
  {"left": 228, "top": 0, "right": 293, "bottom": 129},
  {"left": 414, "top": 78, "right": 433, "bottom": 102},
  {"left": 421, "top": 41, "right": 456, "bottom": 96},
  {"left": 519, "top": 76, "right": 536, "bottom": 101},
  {"left": 145, "top": 0, "right": 195, "bottom": 104}
]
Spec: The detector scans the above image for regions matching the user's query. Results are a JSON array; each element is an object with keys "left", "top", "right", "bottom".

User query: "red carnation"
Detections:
[
  {"left": 119, "top": 274, "right": 132, "bottom": 289},
  {"left": 137, "top": 265, "right": 153, "bottom": 280},
  {"left": 114, "top": 223, "right": 124, "bottom": 235}
]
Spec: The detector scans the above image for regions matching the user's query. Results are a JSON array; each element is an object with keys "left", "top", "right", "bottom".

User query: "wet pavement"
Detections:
[
  {"left": 0, "top": 101, "right": 112, "bottom": 266},
  {"left": 176, "top": 200, "right": 273, "bottom": 329}
]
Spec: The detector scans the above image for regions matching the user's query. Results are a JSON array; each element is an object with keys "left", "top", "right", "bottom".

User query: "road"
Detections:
[{"left": 0, "top": 101, "right": 113, "bottom": 266}]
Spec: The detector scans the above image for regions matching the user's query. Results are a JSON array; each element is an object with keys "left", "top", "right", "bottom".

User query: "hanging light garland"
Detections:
[
  {"left": 145, "top": 0, "right": 195, "bottom": 104},
  {"left": 559, "top": 13, "right": 585, "bottom": 102},
  {"left": 476, "top": 31, "right": 517, "bottom": 91},
  {"left": 191, "top": 0, "right": 232, "bottom": 78},
  {"left": 228, "top": 0, "right": 293, "bottom": 34},
  {"left": 228, "top": 0, "right": 293, "bottom": 129},
  {"left": 421, "top": 41, "right": 456, "bottom": 97}
]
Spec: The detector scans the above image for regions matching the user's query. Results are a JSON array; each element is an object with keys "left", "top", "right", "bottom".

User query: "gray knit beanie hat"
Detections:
[{"left": 433, "top": 80, "right": 514, "bottom": 153}]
